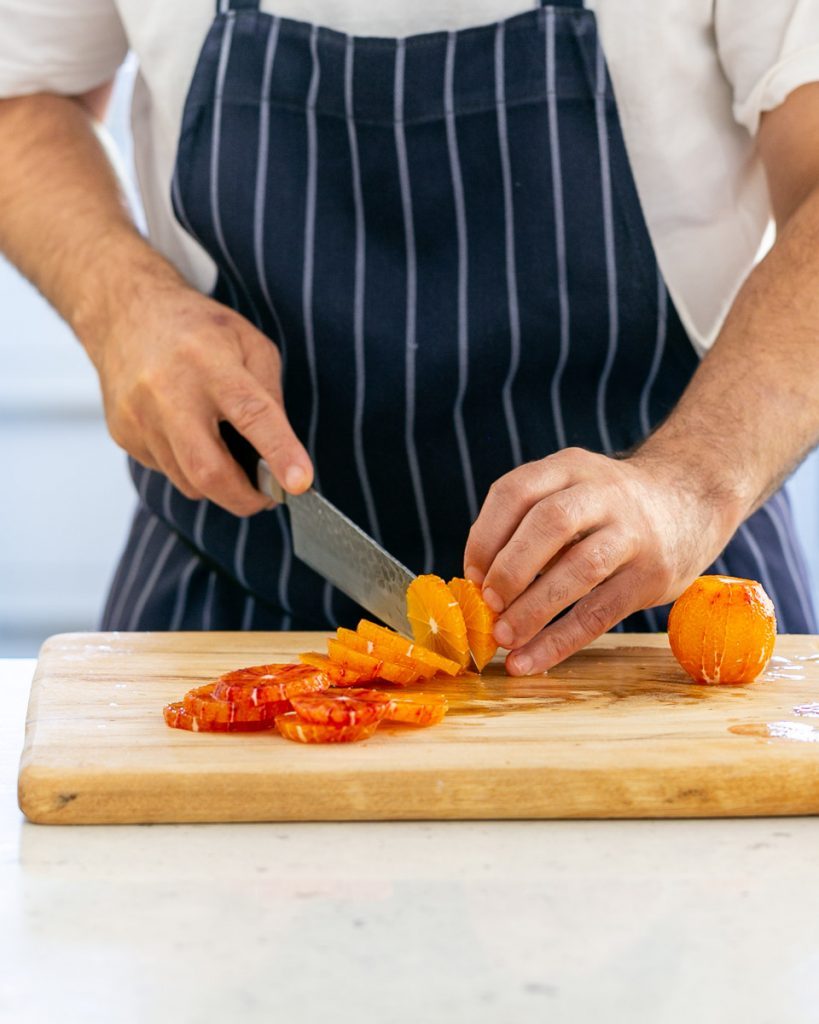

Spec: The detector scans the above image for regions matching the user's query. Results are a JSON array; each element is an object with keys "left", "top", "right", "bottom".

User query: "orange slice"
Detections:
[
  {"left": 447, "top": 577, "right": 498, "bottom": 671},
  {"left": 163, "top": 701, "right": 282, "bottom": 733},
  {"left": 275, "top": 712, "right": 380, "bottom": 744},
  {"left": 289, "top": 692, "right": 390, "bottom": 728},
  {"left": 329, "top": 635, "right": 422, "bottom": 686},
  {"left": 213, "top": 663, "right": 330, "bottom": 703},
  {"left": 356, "top": 620, "right": 462, "bottom": 676},
  {"left": 299, "top": 651, "right": 378, "bottom": 687},
  {"left": 337, "top": 626, "right": 431, "bottom": 680},
  {"left": 382, "top": 691, "right": 449, "bottom": 727},
  {"left": 406, "top": 574, "right": 470, "bottom": 670}
]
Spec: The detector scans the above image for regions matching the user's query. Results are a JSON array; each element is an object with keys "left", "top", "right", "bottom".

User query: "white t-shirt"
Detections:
[{"left": 1, "top": 0, "right": 818, "bottom": 353}]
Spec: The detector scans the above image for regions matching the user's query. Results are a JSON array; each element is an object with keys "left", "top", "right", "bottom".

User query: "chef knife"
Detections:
[{"left": 256, "top": 459, "right": 416, "bottom": 636}]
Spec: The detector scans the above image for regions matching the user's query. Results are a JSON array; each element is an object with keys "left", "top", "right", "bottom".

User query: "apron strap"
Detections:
[
  {"left": 216, "top": 0, "right": 260, "bottom": 13},
  {"left": 539, "top": 0, "right": 584, "bottom": 8}
]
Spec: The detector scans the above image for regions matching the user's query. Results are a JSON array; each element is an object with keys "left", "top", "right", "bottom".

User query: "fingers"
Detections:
[
  {"left": 493, "top": 527, "right": 633, "bottom": 649},
  {"left": 479, "top": 483, "right": 604, "bottom": 614},
  {"left": 463, "top": 454, "right": 578, "bottom": 584},
  {"left": 505, "top": 567, "right": 642, "bottom": 676},
  {"left": 143, "top": 429, "right": 204, "bottom": 501},
  {"left": 214, "top": 367, "right": 313, "bottom": 497},
  {"left": 169, "top": 413, "right": 272, "bottom": 516}
]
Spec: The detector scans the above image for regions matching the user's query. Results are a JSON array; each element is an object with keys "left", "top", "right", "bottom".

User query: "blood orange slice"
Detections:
[
  {"left": 275, "top": 712, "right": 380, "bottom": 744},
  {"left": 447, "top": 577, "right": 498, "bottom": 671},
  {"left": 182, "top": 684, "right": 288, "bottom": 726},
  {"left": 406, "top": 574, "right": 470, "bottom": 669},
  {"left": 382, "top": 691, "right": 449, "bottom": 727},
  {"left": 290, "top": 692, "right": 390, "bottom": 728},
  {"left": 213, "top": 663, "right": 329, "bottom": 703},
  {"left": 163, "top": 699, "right": 283, "bottom": 733}
]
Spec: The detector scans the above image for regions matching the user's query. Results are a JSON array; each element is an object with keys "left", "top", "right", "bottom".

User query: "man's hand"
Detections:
[
  {"left": 463, "top": 448, "right": 740, "bottom": 675},
  {"left": 0, "top": 91, "right": 311, "bottom": 516},
  {"left": 464, "top": 82, "right": 819, "bottom": 676},
  {"left": 90, "top": 281, "right": 312, "bottom": 516}
]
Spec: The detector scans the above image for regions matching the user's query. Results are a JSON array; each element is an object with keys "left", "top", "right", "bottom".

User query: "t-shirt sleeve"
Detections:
[
  {"left": 716, "top": 0, "right": 819, "bottom": 135},
  {"left": 0, "top": 0, "right": 128, "bottom": 98}
]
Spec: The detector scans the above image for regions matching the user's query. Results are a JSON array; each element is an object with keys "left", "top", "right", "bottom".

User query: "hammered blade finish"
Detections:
[
  {"left": 255, "top": 459, "right": 416, "bottom": 634},
  {"left": 287, "top": 490, "right": 415, "bottom": 635}
]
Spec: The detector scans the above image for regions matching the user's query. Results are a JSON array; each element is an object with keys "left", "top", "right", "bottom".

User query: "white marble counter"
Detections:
[{"left": 2, "top": 657, "right": 819, "bottom": 1024}]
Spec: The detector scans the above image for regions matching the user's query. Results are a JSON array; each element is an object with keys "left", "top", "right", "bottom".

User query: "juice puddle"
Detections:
[{"left": 729, "top": 722, "right": 819, "bottom": 743}]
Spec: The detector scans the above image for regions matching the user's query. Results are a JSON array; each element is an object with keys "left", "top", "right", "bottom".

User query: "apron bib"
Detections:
[{"left": 102, "top": 0, "right": 816, "bottom": 634}]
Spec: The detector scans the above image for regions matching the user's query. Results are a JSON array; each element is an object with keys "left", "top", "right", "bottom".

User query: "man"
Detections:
[{"left": 0, "top": 0, "right": 817, "bottom": 675}]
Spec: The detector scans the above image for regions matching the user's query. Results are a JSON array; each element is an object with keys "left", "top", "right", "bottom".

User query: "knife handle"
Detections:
[{"left": 219, "top": 421, "right": 285, "bottom": 505}]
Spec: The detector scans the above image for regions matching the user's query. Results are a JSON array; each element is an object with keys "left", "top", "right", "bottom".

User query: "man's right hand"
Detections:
[
  {"left": 0, "top": 93, "right": 312, "bottom": 518},
  {"left": 90, "top": 280, "right": 313, "bottom": 516}
]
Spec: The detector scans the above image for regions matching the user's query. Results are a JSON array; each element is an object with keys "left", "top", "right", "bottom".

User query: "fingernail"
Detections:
[
  {"left": 285, "top": 465, "right": 307, "bottom": 492},
  {"left": 493, "top": 620, "right": 514, "bottom": 647},
  {"left": 509, "top": 653, "right": 533, "bottom": 675},
  {"left": 482, "top": 587, "right": 504, "bottom": 613},
  {"left": 464, "top": 564, "right": 485, "bottom": 585}
]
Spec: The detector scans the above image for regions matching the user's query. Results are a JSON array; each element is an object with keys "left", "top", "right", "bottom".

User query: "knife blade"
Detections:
[{"left": 256, "top": 459, "right": 416, "bottom": 636}]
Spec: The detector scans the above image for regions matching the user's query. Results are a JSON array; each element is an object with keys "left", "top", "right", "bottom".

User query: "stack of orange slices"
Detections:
[{"left": 163, "top": 573, "right": 499, "bottom": 743}]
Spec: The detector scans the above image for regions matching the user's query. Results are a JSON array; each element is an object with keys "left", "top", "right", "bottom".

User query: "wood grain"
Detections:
[{"left": 17, "top": 631, "right": 819, "bottom": 824}]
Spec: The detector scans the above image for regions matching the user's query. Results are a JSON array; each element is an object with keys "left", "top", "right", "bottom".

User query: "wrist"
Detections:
[
  {"left": 67, "top": 228, "right": 187, "bottom": 368},
  {"left": 628, "top": 428, "right": 754, "bottom": 546}
]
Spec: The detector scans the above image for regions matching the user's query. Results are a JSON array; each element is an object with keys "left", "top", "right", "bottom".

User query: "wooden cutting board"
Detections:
[{"left": 17, "top": 631, "right": 819, "bottom": 824}]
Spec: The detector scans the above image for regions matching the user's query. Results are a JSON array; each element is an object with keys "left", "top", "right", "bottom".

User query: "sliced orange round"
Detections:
[
  {"left": 299, "top": 651, "right": 377, "bottom": 687},
  {"left": 163, "top": 700, "right": 282, "bottom": 733},
  {"left": 337, "top": 626, "right": 431, "bottom": 680},
  {"left": 275, "top": 712, "right": 380, "bottom": 744},
  {"left": 182, "top": 683, "right": 289, "bottom": 726},
  {"left": 406, "top": 574, "right": 470, "bottom": 669},
  {"left": 356, "top": 620, "right": 462, "bottom": 676},
  {"left": 328, "top": 637, "right": 422, "bottom": 686},
  {"left": 382, "top": 692, "right": 449, "bottom": 727},
  {"left": 290, "top": 692, "right": 390, "bottom": 728},
  {"left": 213, "top": 663, "right": 329, "bottom": 703},
  {"left": 448, "top": 577, "right": 498, "bottom": 672}
]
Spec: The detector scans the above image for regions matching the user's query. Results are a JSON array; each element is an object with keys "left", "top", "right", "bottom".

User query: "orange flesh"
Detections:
[
  {"left": 667, "top": 575, "right": 776, "bottom": 685},
  {"left": 299, "top": 651, "right": 377, "bottom": 686},
  {"left": 406, "top": 574, "right": 470, "bottom": 670},
  {"left": 327, "top": 636, "right": 421, "bottom": 685},
  {"left": 182, "top": 684, "right": 289, "bottom": 725},
  {"left": 356, "top": 620, "right": 462, "bottom": 676},
  {"left": 213, "top": 664, "right": 329, "bottom": 703},
  {"left": 275, "top": 712, "right": 380, "bottom": 744},
  {"left": 447, "top": 577, "right": 498, "bottom": 671},
  {"left": 290, "top": 692, "right": 390, "bottom": 728}
]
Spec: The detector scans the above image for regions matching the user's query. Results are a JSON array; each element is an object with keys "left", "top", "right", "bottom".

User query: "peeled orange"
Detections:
[{"left": 667, "top": 575, "right": 776, "bottom": 685}]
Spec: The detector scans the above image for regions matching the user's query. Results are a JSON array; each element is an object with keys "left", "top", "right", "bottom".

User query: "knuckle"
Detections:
[
  {"left": 224, "top": 387, "right": 273, "bottom": 434},
  {"left": 486, "top": 555, "right": 524, "bottom": 598},
  {"left": 570, "top": 541, "right": 618, "bottom": 586},
  {"left": 538, "top": 497, "right": 574, "bottom": 538},
  {"left": 187, "top": 458, "right": 223, "bottom": 493},
  {"left": 575, "top": 599, "right": 616, "bottom": 637},
  {"left": 506, "top": 591, "right": 550, "bottom": 640}
]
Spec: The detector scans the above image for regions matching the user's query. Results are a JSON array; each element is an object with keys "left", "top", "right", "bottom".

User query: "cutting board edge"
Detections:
[{"left": 19, "top": 758, "right": 819, "bottom": 825}]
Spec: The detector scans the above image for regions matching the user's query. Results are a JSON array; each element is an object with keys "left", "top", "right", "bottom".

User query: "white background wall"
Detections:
[{"left": 0, "top": 67, "right": 817, "bottom": 656}]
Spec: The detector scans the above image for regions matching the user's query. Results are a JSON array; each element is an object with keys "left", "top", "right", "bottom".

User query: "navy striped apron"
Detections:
[{"left": 101, "top": 0, "right": 816, "bottom": 635}]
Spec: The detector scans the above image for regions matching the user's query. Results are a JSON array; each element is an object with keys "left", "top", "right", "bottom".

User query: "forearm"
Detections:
[
  {"left": 0, "top": 92, "right": 184, "bottom": 366},
  {"left": 636, "top": 182, "right": 819, "bottom": 532}
]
